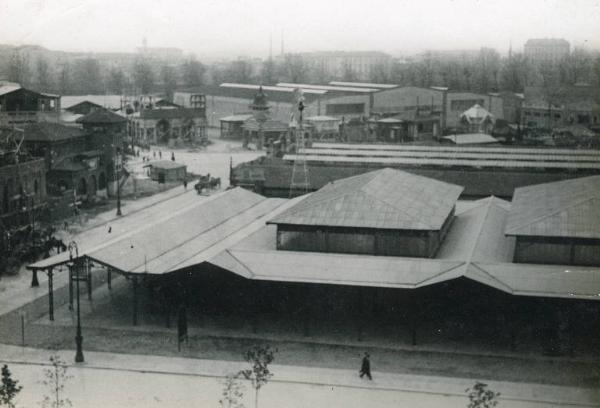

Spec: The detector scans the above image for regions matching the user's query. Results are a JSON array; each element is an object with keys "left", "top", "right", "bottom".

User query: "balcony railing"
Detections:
[{"left": 0, "top": 111, "right": 61, "bottom": 126}]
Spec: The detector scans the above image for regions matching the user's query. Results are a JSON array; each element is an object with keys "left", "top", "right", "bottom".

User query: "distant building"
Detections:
[
  {"left": 524, "top": 39, "right": 570, "bottom": 64},
  {"left": 521, "top": 84, "right": 600, "bottom": 129},
  {"left": 0, "top": 147, "right": 46, "bottom": 229},
  {"left": 0, "top": 82, "right": 60, "bottom": 126},
  {"left": 297, "top": 51, "right": 392, "bottom": 81},
  {"left": 148, "top": 161, "right": 187, "bottom": 183}
]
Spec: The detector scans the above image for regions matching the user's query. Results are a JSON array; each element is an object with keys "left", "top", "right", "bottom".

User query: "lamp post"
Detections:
[
  {"left": 68, "top": 241, "right": 84, "bottom": 363},
  {"left": 115, "top": 146, "right": 122, "bottom": 216}
]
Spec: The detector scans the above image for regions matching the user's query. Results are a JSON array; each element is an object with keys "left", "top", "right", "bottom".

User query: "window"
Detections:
[
  {"left": 533, "top": 112, "right": 541, "bottom": 117},
  {"left": 326, "top": 103, "right": 365, "bottom": 115}
]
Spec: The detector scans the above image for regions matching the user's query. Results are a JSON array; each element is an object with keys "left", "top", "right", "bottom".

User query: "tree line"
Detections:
[{"left": 4, "top": 46, "right": 600, "bottom": 99}]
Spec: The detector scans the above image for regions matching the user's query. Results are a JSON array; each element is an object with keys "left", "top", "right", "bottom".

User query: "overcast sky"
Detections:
[{"left": 1, "top": 0, "right": 599, "bottom": 59}]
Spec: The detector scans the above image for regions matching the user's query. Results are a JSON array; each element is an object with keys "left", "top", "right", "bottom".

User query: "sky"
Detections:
[{"left": 1, "top": 0, "right": 600, "bottom": 59}]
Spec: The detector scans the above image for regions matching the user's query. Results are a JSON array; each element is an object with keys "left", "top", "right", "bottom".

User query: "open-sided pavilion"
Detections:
[{"left": 27, "top": 173, "right": 600, "bottom": 347}]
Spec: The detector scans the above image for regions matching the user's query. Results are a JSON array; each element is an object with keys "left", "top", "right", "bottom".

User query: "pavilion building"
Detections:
[{"left": 267, "top": 168, "right": 462, "bottom": 257}]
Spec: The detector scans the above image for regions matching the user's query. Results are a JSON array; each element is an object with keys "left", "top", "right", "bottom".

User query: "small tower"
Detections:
[{"left": 250, "top": 86, "right": 270, "bottom": 149}]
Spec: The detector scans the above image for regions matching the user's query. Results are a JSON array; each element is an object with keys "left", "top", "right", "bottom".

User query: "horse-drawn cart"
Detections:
[{"left": 194, "top": 174, "right": 221, "bottom": 194}]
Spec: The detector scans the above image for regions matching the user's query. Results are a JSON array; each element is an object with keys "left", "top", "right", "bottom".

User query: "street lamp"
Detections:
[
  {"left": 68, "top": 241, "right": 84, "bottom": 363},
  {"left": 115, "top": 146, "right": 122, "bottom": 216}
]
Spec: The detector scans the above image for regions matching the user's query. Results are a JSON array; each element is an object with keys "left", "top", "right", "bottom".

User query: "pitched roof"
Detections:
[
  {"left": 268, "top": 168, "right": 463, "bottom": 230},
  {"left": 149, "top": 160, "right": 186, "bottom": 170},
  {"left": 0, "top": 84, "right": 22, "bottom": 96},
  {"left": 76, "top": 108, "right": 127, "bottom": 124},
  {"left": 61, "top": 95, "right": 123, "bottom": 110},
  {"left": 220, "top": 114, "right": 253, "bottom": 122},
  {"left": 460, "top": 104, "right": 493, "bottom": 123},
  {"left": 243, "top": 117, "right": 289, "bottom": 132},
  {"left": 138, "top": 107, "right": 204, "bottom": 120},
  {"left": 442, "top": 133, "right": 499, "bottom": 145},
  {"left": 505, "top": 176, "right": 600, "bottom": 239},
  {"left": 22, "top": 122, "right": 84, "bottom": 142}
]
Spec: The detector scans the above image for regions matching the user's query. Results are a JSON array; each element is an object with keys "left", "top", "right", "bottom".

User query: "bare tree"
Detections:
[
  {"left": 226, "top": 59, "right": 254, "bottom": 84},
  {"left": 35, "top": 56, "right": 52, "bottom": 92},
  {"left": 219, "top": 373, "right": 245, "bottom": 408},
  {"left": 239, "top": 345, "right": 276, "bottom": 408},
  {"left": 7, "top": 49, "right": 30, "bottom": 86},
  {"left": 72, "top": 58, "right": 104, "bottom": 94},
  {"left": 132, "top": 57, "right": 155, "bottom": 94},
  {"left": 282, "top": 54, "right": 307, "bottom": 83},
  {"left": 107, "top": 67, "right": 127, "bottom": 94},
  {"left": 41, "top": 355, "right": 72, "bottom": 408},
  {"left": 160, "top": 65, "right": 178, "bottom": 101},
  {"left": 182, "top": 57, "right": 205, "bottom": 87},
  {"left": 466, "top": 382, "right": 500, "bottom": 408},
  {"left": 260, "top": 58, "right": 278, "bottom": 85},
  {"left": 56, "top": 59, "right": 72, "bottom": 95},
  {"left": 0, "top": 364, "right": 22, "bottom": 408}
]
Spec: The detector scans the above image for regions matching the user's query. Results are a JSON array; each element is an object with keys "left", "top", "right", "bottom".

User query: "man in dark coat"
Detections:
[{"left": 359, "top": 352, "right": 372, "bottom": 380}]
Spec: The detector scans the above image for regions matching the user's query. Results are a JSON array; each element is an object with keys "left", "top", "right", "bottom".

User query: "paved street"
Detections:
[{"left": 2, "top": 345, "right": 598, "bottom": 408}]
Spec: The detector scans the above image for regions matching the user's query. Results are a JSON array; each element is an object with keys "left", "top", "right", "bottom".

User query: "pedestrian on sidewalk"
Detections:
[
  {"left": 183, "top": 179, "right": 188, "bottom": 190},
  {"left": 359, "top": 352, "right": 372, "bottom": 380},
  {"left": 153, "top": 151, "right": 156, "bottom": 159},
  {"left": 171, "top": 152, "right": 175, "bottom": 161},
  {"left": 159, "top": 150, "right": 162, "bottom": 159}
]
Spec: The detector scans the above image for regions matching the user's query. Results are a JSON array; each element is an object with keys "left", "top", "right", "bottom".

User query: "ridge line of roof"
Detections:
[
  {"left": 466, "top": 263, "right": 515, "bottom": 294},
  {"left": 506, "top": 194, "right": 600, "bottom": 235},
  {"left": 126, "top": 193, "right": 267, "bottom": 273},
  {"left": 363, "top": 188, "right": 436, "bottom": 229},
  {"left": 221, "top": 249, "right": 256, "bottom": 278},
  {"left": 163, "top": 198, "right": 285, "bottom": 272},
  {"left": 468, "top": 197, "right": 500, "bottom": 263},
  {"left": 269, "top": 172, "right": 380, "bottom": 221},
  {"left": 415, "top": 261, "right": 466, "bottom": 286}
]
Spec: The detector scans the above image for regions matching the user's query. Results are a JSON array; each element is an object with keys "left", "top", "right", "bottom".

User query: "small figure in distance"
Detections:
[{"left": 359, "top": 352, "right": 372, "bottom": 380}]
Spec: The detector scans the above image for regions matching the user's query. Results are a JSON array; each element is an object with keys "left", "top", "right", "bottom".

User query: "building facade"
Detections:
[{"left": 524, "top": 39, "right": 570, "bottom": 64}]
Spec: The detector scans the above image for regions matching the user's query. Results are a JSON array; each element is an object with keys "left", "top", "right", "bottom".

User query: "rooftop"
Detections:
[
  {"left": 267, "top": 168, "right": 463, "bottom": 230},
  {"left": 61, "top": 95, "right": 124, "bottom": 110},
  {"left": 442, "top": 133, "right": 499, "bottom": 145},
  {"left": 506, "top": 175, "right": 600, "bottom": 239},
  {"left": 329, "top": 82, "right": 398, "bottom": 89},
  {"left": 76, "top": 108, "right": 127, "bottom": 124},
  {"left": 149, "top": 160, "right": 187, "bottom": 170},
  {"left": 29, "top": 187, "right": 600, "bottom": 301},
  {"left": 22, "top": 122, "right": 84, "bottom": 142}
]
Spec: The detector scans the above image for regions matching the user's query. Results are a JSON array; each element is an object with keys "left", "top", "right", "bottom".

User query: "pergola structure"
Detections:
[{"left": 27, "top": 173, "right": 600, "bottom": 345}]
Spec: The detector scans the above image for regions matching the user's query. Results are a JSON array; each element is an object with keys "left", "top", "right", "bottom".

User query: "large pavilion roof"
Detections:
[
  {"left": 29, "top": 188, "right": 600, "bottom": 301},
  {"left": 268, "top": 168, "right": 463, "bottom": 230},
  {"left": 505, "top": 175, "right": 600, "bottom": 239}
]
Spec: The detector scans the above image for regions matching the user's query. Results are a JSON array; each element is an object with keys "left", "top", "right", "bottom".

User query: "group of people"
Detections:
[{"left": 135, "top": 149, "right": 177, "bottom": 163}]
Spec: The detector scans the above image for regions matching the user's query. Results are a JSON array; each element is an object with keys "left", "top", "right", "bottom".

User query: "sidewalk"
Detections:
[{"left": 0, "top": 344, "right": 597, "bottom": 407}]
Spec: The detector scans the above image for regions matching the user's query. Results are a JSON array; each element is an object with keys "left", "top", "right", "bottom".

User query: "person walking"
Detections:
[
  {"left": 171, "top": 152, "right": 175, "bottom": 161},
  {"left": 359, "top": 352, "right": 372, "bottom": 380},
  {"left": 159, "top": 150, "right": 162, "bottom": 159},
  {"left": 183, "top": 179, "right": 188, "bottom": 190}
]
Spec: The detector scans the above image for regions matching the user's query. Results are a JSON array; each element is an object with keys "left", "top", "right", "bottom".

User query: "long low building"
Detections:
[
  {"left": 27, "top": 172, "right": 600, "bottom": 355},
  {"left": 232, "top": 142, "right": 600, "bottom": 198}
]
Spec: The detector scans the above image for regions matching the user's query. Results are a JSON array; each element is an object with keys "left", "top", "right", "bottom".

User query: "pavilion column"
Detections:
[
  {"left": 47, "top": 267, "right": 54, "bottom": 321},
  {"left": 31, "top": 269, "right": 40, "bottom": 287},
  {"left": 357, "top": 287, "right": 365, "bottom": 341},
  {"left": 302, "top": 284, "right": 311, "bottom": 337},
  {"left": 132, "top": 275, "right": 138, "bottom": 326},
  {"left": 409, "top": 290, "right": 418, "bottom": 346}
]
